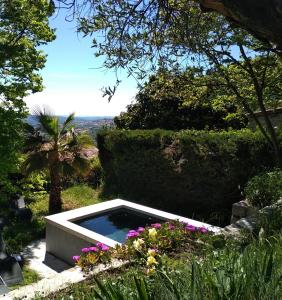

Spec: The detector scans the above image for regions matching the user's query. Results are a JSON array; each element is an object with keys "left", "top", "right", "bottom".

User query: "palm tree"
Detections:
[{"left": 23, "top": 106, "right": 94, "bottom": 214}]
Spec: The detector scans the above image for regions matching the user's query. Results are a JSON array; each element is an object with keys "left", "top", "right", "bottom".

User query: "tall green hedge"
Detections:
[{"left": 97, "top": 129, "right": 274, "bottom": 224}]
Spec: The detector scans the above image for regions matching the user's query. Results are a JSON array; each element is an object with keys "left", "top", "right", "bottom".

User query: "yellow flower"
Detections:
[
  {"left": 146, "top": 267, "right": 155, "bottom": 275},
  {"left": 147, "top": 249, "right": 157, "bottom": 257},
  {"left": 147, "top": 255, "right": 157, "bottom": 266},
  {"left": 148, "top": 228, "right": 157, "bottom": 240},
  {"left": 133, "top": 238, "right": 144, "bottom": 251}
]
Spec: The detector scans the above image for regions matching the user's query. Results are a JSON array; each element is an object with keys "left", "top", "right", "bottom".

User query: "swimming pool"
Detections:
[
  {"left": 73, "top": 207, "right": 165, "bottom": 244},
  {"left": 45, "top": 199, "right": 220, "bottom": 265}
]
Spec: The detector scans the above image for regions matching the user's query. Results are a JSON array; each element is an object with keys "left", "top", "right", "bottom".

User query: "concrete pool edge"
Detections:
[{"left": 45, "top": 199, "right": 221, "bottom": 265}]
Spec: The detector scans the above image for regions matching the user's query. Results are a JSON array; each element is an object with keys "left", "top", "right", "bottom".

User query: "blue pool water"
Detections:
[{"left": 73, "top": 207, "right": 164, "bottom": 243}]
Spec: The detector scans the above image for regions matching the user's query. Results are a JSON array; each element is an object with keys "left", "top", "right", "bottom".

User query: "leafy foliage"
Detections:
[
  {"left": 245, "top": 170, "right": 282, "bottom": 208},
  {"left": 97, "top": 129, "right": 275, "bottom": 225},
  {"left": 0, "top": 0, "right": 55, "bottom": 194},
  {"left": 115, "top": 69, "right": 248, "bottom": 130},
  {"left": 75, "top": 1, "right": 282, "bottom": 164}
]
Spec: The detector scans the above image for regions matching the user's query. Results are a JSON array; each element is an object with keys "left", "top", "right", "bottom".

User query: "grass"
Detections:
[
  {"left": 61, "top": 185, "right": 102, "bottom": 210},
  {"left": 30, "top": 184, "right": 103, "bottom": 216},
  {"left": 11, "top": 265, "right": 42, "bottom": 290}
]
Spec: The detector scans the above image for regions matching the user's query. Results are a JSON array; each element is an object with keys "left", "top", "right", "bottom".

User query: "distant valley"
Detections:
[{"left": 27, "top": 115, "right": 114, "bottom": 138}]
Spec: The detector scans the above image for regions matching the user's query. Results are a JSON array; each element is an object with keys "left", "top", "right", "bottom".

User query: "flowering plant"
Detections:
[
  {"left": 74, "top": 220, "right": 211, "bottom": 274},
  {"left": 73, "top": 242, "right": 111, "bottom": 272}
]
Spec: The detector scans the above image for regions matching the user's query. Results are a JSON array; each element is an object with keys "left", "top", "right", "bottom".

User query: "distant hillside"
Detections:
[{"left": 27, "top": 115, "right": 114, "bottom": 139}]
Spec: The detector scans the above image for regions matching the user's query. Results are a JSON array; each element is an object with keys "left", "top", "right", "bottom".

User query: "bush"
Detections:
[
  {"left": 97, "top": 129, "right": 274, "bottom": 225},
  {"left": 20, "top": 171, "right": 48, "bottom": 203},
  {"left": 245, "top": 170, "right": 282, "bottom": 208}
]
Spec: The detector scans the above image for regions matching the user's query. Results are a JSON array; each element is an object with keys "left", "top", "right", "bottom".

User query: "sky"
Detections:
[{"left": 24, "top": 11, "right": 138, "bottom": 117}]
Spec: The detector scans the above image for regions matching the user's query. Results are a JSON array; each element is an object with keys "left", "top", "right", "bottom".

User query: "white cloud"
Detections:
[{"left": 24, "top": 87, "right": 136, "bottom": 117}]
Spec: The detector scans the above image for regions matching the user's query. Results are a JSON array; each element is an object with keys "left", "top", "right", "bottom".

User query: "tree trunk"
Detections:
[
  {"left": 49, "top": 164, "right": 62, "bottom": 214},
  {"left": 199, "top": 0, "right": 282, "bottom": 52}
]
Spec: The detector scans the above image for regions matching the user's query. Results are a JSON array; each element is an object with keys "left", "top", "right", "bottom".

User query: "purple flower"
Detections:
[
  {"left": 126, "top": 230, "right": 140, "bottom": 238},
  {"left": 96, "top": 242, "right": 107, "bottom": 249},
  {"left": 81, "top": 247, "right": 90, "bottom": 253},
  {"left": 72, "top": 255, "right": 80, "bottom": 261},
  {"left": 185, "top": 225, "right": 196, "bottom": 232},
  {"left": 96, "top": 243, "right": 110, "bottom": 251},
  {"left": 101, "top": 245, "right": 110, "bottom": 251},
  {"left": 199, "top": 227, "right": 208, "bottom": 233},
  {"left": 151, "top": 223, "right": 162, "bottom": 229},
  {"left": 137, "top": 227, "right": 145, "bottom": 233},
  {"left": 89, "top": 246, "right": 98, "bottom": 252}
]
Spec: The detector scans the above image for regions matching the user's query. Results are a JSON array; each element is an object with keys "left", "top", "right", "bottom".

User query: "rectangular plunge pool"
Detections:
[
  {"left": 73, "top": 207, "right": 164, "bottom": 243},
  {"left": 45, "top": 199, "right": 220, "bottom": 265}
]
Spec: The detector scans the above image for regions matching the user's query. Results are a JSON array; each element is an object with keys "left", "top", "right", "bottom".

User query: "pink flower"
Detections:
[
  {"left": 96, "top": 243, "right": 110, "bottom": 251},
  {"left": 89, "top": 246, "right": 98, "bottom": 252},
  {"left": 185, "top": 225, "right": 196, "bottom": 232},
  {"left": 101, "top": 245, "right": 110, "bottom": 251},
  {"left": 151, "top": 223, "right": 162, "bottom": 229},
  {"left": 137, "top": 227, "right": 145, "bottom": 233},
  {"left": 72, "top": 255, "right": 80, "bottom": 261},
  {"left": 199, "top": 227, "right": 208, "bottom": 233},
  {"left": 81, "top": 247, "right": 90, "bottom": 253},
  {"left": 96, "top": 242, "right": 107, "bottom": 249},
  {"left": 126, "top": 230, "right": 140, "bottom": 238}
]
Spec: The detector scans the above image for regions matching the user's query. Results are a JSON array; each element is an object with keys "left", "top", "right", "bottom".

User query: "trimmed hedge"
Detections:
[{"left": 97, "top": 129, "right": 274, "bottom": 224}]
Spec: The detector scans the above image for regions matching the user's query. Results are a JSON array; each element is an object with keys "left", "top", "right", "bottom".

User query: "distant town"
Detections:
[{"left": 27, "top": 115, "right": 114, "bottom": 138}]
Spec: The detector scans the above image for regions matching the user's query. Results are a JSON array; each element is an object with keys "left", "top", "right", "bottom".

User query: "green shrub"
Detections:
[
  {"left": 245, "top": 170, "right": 282, "bottom": 208},
  {"left": 20, "top": 171, "right": 48, "bottom": 203},
  {"left": 97, "top": 129, "right": 274, "bottom": 225}
]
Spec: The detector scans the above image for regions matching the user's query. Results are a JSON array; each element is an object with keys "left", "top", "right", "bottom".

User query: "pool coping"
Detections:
[{"left": 45, "top": 199, "right": 221, "bottom": 248}]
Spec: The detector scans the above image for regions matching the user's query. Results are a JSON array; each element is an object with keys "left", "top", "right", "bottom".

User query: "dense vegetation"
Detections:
[
  {"left": 0, "top": 0, "right": 55, "bottom": 206},
  {"left": 76, "top": 1, "right": 282, "bottom": 164},
  {"left": 245, "top": 170, "right": 282, "bottom": 208},
  {"left": 115, "top": 69, "right": 248, "bottom": 131},
  {"left": 98, "top": 129, "right": 274, "bottom": 225}
]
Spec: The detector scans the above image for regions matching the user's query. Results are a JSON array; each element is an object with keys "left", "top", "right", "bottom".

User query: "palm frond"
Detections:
[
  {"left": 23, "top": 134, "right": 44, "bottom": 152},
  {"left": 32, "top": 105, "right": 59, "bottom": 138},
  {"left": 60, "top": 161, "right": 77, "bottom": 177},
  {"left": 60, "top": 113, "right": 75, "bottom": 135},
  {"left": 22, "top": 151, "right": 49, "bottom": 175},
  {"left": 70, "top": 154, "right": 92, "bottom": 176},
  {"left": 60, "top": 130, "right": 94, "bottom": 152}
]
